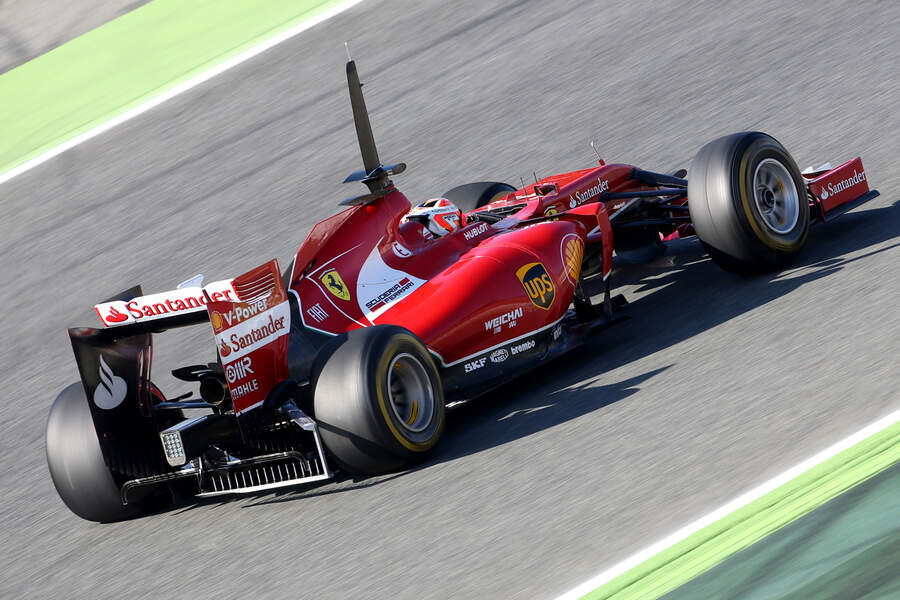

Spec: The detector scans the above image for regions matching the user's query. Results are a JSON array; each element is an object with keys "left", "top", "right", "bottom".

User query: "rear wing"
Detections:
[
  {"left": 93, "top": 278, "right": 237, "bottom": 333},
  {"left": 68, "top": 260, "right": 292, "bottom": 477},
  {"left": 89, "top": 261, "right": 291, "bottom": 416}
]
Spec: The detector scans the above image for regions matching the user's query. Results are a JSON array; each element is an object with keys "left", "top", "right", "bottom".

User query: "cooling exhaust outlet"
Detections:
[{"left": 199, "top": 376, "right": 228, "bottom": 406}]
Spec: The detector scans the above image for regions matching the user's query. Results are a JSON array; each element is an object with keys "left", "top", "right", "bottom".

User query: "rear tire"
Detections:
[
  {"left": 313, "top": 326, "right": 445, "bottom": 475},
  {"left": 688, "top": 132, "right": 809, "bottom": 274},
  {"left": 442, "top": 181, "right": 516, "bottom": 213},
  {"left": 46, "top": 383, "right": 147, "bottom": 522}
]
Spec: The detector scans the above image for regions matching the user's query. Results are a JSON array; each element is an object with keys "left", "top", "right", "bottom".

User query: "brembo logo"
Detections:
[
  {"left": 516, "top": 262, "right": 555, "bottom": 310},
  {"left": 510, "top": 340, "right": 536, "bottom": 355},
  {"left": 93, "top": 355, "right": 127, "bottom": 410},
  {"left": 819, "top": 169, "right": 865, "bottom": 200},
  {"left": 569, "top": 178, "right": 609, "bottom": 208}
]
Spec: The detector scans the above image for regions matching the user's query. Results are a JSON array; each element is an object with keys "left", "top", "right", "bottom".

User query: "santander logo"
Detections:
[
  {"left": 819, "top": 169, "right": 866, "bottom": 201},
  {"left": 106, "top": 307, "right": 129, "bottom": 323},
  {"left": 95, "top": 279, "right": 237, "bottom": 328},
  {"left": 93, "top": 355, "right": 127, "bottom": 410},
  {"left": 219, "top": 339, "right": 232, "bottom": 358}
]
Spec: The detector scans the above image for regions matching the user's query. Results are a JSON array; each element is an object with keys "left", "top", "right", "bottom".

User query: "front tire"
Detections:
[
  {"left": 313, "top": 326, "right": 445, "bottom": 475},
  {"left": 46, "top": 383, "right": 145, "bottom": 522},
  {"left": 688, "top": 132, "right": 809, "bottom": 274}
]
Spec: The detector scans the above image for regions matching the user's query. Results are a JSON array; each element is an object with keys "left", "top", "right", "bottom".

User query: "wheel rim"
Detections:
[
  {"left": 753, "top": 158, "right": 799, "bottom": 234},
  {"left": 387, "top": 353, "right": 434, "bottom": 434}
]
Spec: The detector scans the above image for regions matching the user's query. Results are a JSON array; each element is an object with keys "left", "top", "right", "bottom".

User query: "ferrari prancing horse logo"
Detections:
[{"left": 320, "top": 269, "right": 350, "bottom": 301}]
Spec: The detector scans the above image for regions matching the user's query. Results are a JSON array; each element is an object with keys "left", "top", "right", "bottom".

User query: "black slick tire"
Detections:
[
  {"left": 688, "top": 132, "right": 809, "bottom": 274},
  {"left": 313, "top": 326, "right": 445, "bottom": 475},
  {"left": 46, "top": 383, "right": 145, "bottom": 522}
]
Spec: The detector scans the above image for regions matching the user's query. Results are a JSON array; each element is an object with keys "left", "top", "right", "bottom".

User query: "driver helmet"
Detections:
[{"left": 402, "top": 198, "right": 465, "bottom": 237}]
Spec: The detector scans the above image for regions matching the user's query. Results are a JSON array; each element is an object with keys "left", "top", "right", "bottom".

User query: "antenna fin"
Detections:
[
  {"left": 590, "top": 140, "right": 605, "bottom": 165},
  {"left": 346, "top": 59, "right": 380, "bottom": 175}
]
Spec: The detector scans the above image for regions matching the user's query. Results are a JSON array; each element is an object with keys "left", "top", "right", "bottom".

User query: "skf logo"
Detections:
[
  {"left": 516, "top": 262, "right": 555, "bottom": 310},
  {"left": 562, "top": 236, "right": 584, "bottom": 283},
  {"left": 320, "top": 269, "right": 350, "bottom": 301},
  {"left": 465, "top": 357, "right": 487, "bottom": 373}
]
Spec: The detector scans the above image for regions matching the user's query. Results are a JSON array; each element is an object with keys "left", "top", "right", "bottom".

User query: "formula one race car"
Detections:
[{"left": 46, "top": 58, "right": 878, "bottom": 522}]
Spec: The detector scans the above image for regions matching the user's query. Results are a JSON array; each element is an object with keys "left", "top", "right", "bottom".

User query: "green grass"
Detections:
[
  {"left": 0, "top": 0, "right": 347, "bottom": 176},
  {"left": 582, "top": 419, "right": 900, "bottom": 599}
]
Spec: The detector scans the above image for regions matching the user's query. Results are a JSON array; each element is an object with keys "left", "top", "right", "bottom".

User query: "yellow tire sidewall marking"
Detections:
[
  {"left": 375, "top": 337, "right": 441, "bottom": 452},
  {"left": 737, "top": 140, "right": 806, "bottom": 252}
]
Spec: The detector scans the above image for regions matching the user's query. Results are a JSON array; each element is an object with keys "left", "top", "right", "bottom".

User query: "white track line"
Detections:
[
  {"left": 554, "top": 405, "right": 900, "bottom": 600},
  {"left": 0, "top": 0, "right": 367, "bottom": 186}
]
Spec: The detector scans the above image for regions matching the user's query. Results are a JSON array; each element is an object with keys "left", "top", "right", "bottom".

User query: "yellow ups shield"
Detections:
[{"left": 516, "top": 262, "right": 555, "bottom": 310}]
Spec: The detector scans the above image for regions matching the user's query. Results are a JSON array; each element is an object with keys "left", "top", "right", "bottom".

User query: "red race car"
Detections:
[{"left": 47, "top": 59, "right": 878, "bottom": 521}]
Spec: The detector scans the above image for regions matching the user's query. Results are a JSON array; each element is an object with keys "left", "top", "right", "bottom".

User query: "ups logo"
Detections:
[{"left": 516, "top": 262, "right": 555, "bottom": 310}]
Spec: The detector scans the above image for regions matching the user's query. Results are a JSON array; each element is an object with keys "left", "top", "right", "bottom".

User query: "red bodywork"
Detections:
[
  {"left": 283, "top": 163, "right": 643, "bottom": 369},
  {"left": 82, "top": 153, "right": 876, "bottom": 410}
]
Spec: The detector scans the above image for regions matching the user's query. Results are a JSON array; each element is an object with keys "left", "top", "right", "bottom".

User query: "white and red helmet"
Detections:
[{"left": 402, "top": 198, "right": 465, "bottom": 237}]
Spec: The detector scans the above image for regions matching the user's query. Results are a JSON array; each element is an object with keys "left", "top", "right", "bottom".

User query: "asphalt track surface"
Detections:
[{"left": 2, "top": 1, "right": 899, "bottom": 598}]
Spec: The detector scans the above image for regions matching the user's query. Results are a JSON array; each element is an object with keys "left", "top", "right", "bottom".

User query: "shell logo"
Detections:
[
  {"left": 562, "top": 235, "right": 584, "bottom": 283},
  {"left": 211, "top": 311, "right": 224, "bottom": 331}
]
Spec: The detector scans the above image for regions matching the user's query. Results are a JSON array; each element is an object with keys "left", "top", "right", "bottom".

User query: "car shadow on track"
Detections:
[
  {"left": 220, "top": 365, "right": 672, "bottom": 510},
  {"left": 430, "top": 201, "right": 900, "bottom": 458},
  {"left": 182, "top": 202, "right": 900, "bottom": 511}
]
